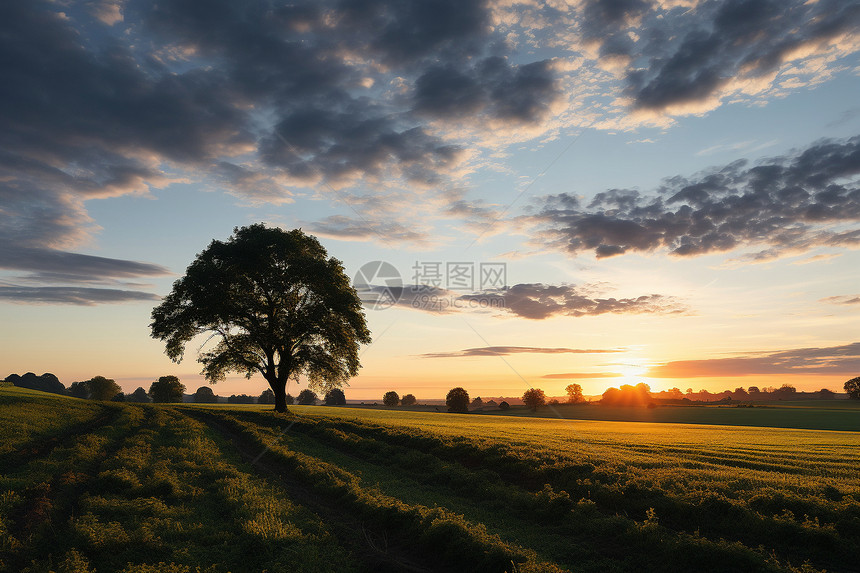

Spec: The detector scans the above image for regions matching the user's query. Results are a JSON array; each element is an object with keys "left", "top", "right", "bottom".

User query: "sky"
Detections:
[{"left": 1, "top": 0, "right": 859, "bottom": 400}]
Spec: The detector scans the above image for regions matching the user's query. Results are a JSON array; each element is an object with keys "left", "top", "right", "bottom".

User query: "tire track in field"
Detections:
[
  {"left": 0, "top": 403, "right": 122, "bottom": 472},
  {"left": 186, "top": 409, "right": 447, "bottom": 573},
  {"left": 5, "top": 404, "right": 149, "bottom": 572}
]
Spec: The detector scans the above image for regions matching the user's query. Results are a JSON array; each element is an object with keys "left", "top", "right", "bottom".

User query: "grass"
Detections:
[
  {"left": 2, "top": 387, "right": 858, "bottom": 572},
  {"left": 474, "top": 401, "right": 860, "bottom": 431}
]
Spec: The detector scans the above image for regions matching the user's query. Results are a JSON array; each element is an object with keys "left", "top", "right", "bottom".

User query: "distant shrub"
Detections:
[
  {"left": 383, "top": 391, "right": 400, "bottom": 407},
  {"left": 285, "top": 393, "right": 295, "bottom": 405},
  {"left": 227, "top": 394, "right": 255, "bottom": 404},
  {"left": 499, "top": 401, "right": 510, "bottom": 410},
  {"left": 401, "top": 394, "right": 417, "bottom": 406}
]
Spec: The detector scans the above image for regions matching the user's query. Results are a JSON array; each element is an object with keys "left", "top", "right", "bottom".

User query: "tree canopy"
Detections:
[
  {"left": 193, "top": 386, "right": 218, "bottom": 403},
  {"left": 565, "top": 383, "right": 584, "bottom": 404},
  {"left": 324, "top": 388, "right": 346, "bottom": 405},
  {"left": 601, "top": 383, "right": 652, "bottom": 407},
  {"left": 149, "top": 375, "right": 185, "bottom": 403},
  {"left": 150, "top": 224, "right": 371, "bottom": 413},
  {"left": 297, "top": 389, "right": 317, "bottom": 405},
  {"left": 259, "top": 389, "right": 276, "bottom": 404},
  {"left": 446, "top": 387, "right": 469, "bottom": 413},
  {"left": 383, "top": 391, "right": 400, "bottom": 407},
  {"left": 845, "top": 377, "right": 860, "bottom": 400},
  {"left": 401, "top": 393, "right": 417, "bottom": 406},
  {"left": 88, "top": 376, "right": 121, "bottom": 401},
  {"left": 522, "top": 388, "right": 546, "bottom": 411}
]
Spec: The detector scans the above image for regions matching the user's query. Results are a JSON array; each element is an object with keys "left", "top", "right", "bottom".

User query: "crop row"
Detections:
[
  {"left": 2, "top": 404, "right": 361, "bottom": 572},
  {"left": 206, "top": 408, "right": 841, "bottom": 572},
  {"left": 195, "top": 409, "right": 555, "bottom": 573}
]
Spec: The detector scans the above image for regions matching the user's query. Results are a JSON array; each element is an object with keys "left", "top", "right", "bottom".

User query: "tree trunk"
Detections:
[{"left": 270, "top": 379, "right": 288, "bottom": 413}]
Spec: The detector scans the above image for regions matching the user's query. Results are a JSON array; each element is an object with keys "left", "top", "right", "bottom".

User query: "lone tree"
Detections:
[
  {"left": 297, "top": 389, "right": 317, "bottom": 405},
  {"left": 324, "top": 388, "right": 346, "bottom": 405},
  {"left": 446, "top": 387, "right": 470, "bottom": 413},
  {"left": 128, "top": 387, "right": 151, "bottom": 403},
  {"left": 383, "top": 391, "right": 400, "bottom": 407},
  {"left": 150, "top": 225, "right": 371, "bottom": 413},
  {"left": 401, "top": 393, "right": 417, "bottom": 406},
  {"left": 845, "top": 377, "right": 860, "bottom": 400},
  {"left": 565, "top": 383, "right": 584, "bottom": 404},
  {"left": 149, "top": 375, "right": 186, "bottom": 403},
  {"left": 259, "top": 389, "right": 276, "bottom": 404},
  {"left": 88, "top": 376, "right": 122, "bottom": 401},
  {"left": 193, "top": 386, "right": 218, "bottom": 403},
  {"left": 522, "top": 388, "right": 547, "bottom": 411}
]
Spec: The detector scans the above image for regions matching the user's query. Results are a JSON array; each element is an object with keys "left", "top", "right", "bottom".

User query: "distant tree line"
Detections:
[
  {"left": 2, "top": 372, "right": 328, "bottom": 406},
  {"left": 7, "top": 372, "right": 858, "bottom": 409}
]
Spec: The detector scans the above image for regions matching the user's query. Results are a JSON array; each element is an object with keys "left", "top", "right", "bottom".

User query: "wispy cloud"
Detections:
[
  {"left": 359, "top": 282, "right": 688, "bottom": 320},
  {"left": 0, "top": 286, "right": 160, "bottom": 306},
  {"left": 648, "top": 342, "right": 860, "bottom": 378},
  {"left": 541, "top": 372, "right": 624, "bottom": 379},
  {"left": 820, "top": 294, "right": 860, "bottom": 305},
  {"left": 419, "top": 346, "right": 623, "bottom": 359}
]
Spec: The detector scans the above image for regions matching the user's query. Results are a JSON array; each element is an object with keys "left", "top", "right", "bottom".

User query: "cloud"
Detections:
[
  {"left": 459, "top": 283, "right": 688, "bottom": 320},
  {"left": 0, "top": 0, "right": 568, "bottom": 289},
  {"left": 820, "top": 295, "right": 860, "bottom": 305},
  {"left": 359, "top": 282, "right": 687, "bottom": 319},
  {"left": 528, "top": 136, "right": 860, "bottom": 261},
  {"left": 648, "top": 342, "right": 860, "bottom": 377},
  {"left": 541, "top": 372, "right": 624, "bottom": 379},
  {"left": 0, "top": 249, "right": 169, "bottom": 281},
  {"left": 0, "top": 286, "right": 161, "bottom": 305},
  {"left": 3, "top": 0, "right": 858, "bottom": 299},
  {"left": 419, "top": 346, "right": 623, "bottom": 358},
  {"left": 625, "top": 0, "right": 860, "bottom": 114}
]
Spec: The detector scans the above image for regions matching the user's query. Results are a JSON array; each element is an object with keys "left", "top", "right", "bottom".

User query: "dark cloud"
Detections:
[
  {"left": 0, "top": 286, "right": 160, "bottom": 306},
  {"left": 1, "top": 0, "right": 561, "bottom": 302},
  {"left": 413, "top": 58, "right": 558, "bottom": 123},
  {"left": 529, "top": 137, "right": 860, "bottom": 260},
  {"left": 626, "top": 0, "right": 860, "bottom": 112},
  {"left": 419, "top": 346, "right": 622, "bottom": 358},
  {"left": 648, "top": 342, "right": 860, "bottom": 378}
]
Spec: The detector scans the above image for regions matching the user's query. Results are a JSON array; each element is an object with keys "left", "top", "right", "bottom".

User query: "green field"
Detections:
[
  {"left": 475, "top": 401, "right": 860, "bottom": 432},
  {"left": 1, "top": 386, "right": 858, "bottom": 572}
]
